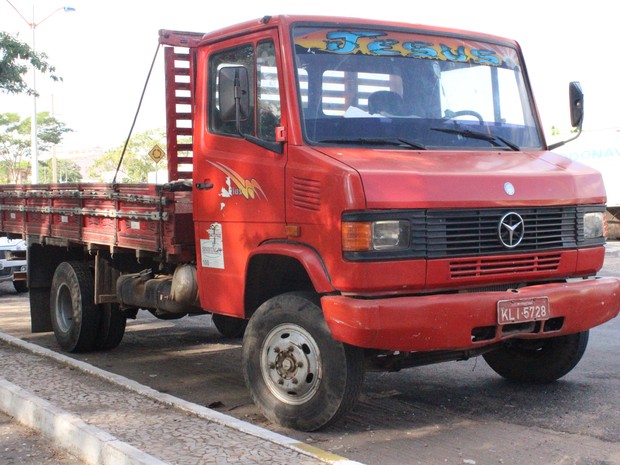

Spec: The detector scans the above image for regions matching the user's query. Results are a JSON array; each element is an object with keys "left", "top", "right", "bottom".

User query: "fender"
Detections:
[{"left": 248, "top": 241, "right": 335, "bottom": 294}]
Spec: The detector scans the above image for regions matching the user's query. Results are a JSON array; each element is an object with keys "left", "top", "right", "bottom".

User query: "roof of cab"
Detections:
[{"left": 197, "top": 14, "right": 519, "bottom": 48}]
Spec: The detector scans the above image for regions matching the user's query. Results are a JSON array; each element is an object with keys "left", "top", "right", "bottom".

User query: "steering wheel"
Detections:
[{"left": 444, "top": 109, "right": 484, "bottom": 123}]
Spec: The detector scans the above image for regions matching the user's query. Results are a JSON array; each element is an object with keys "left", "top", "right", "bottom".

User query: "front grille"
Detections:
[
  {"left": 449, "top": 253, "right": 562, "bottom": 279},
  {"left": 426, "top": 207, "right": 580, "bottom": 258}
]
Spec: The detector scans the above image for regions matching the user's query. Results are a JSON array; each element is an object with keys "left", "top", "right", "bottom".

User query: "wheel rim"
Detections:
[
  {"left": 260, "top": 323, "right": 322, "bottom": 405},
  {"left": 55, "top": 283, "right": 74, "bottom": 333}
]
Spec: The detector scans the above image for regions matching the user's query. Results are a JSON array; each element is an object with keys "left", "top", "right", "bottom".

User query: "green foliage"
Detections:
[
  {"left": 0, "top": 111, "right": 72, "bottom": 183},
  {"left": 21, "top": 112, "right": 72, "bottom": 149},
  {"left": 0, "top": 31, "right": 61, "bottom": 95},
  {"left": 87, "top": 129, "right": 167, "bottom": 183},
  {"left": 39, "top": 159, "right": 82, "bottom": 183},
  {"left": 0, "top": 112, "right": 29, "bottom": 183}
]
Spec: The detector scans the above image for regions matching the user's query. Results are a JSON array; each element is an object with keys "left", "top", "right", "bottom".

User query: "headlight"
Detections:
[
  {"left": 584, "top": 212, "right": 606, "bottom": 239},
  {"left": 342, "top": 220, "right": 410, "bottom": 252}
]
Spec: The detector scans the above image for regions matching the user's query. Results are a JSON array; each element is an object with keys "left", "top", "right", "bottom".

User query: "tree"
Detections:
[
  {"left": 0, "top": 112, "right": 29, "bottom": 183},
  {"left": 39, "top": 159, "right": 81, "bottom": 183},
  {"left": 0, "top": 112, "right": 72, "bottom": 183},
  {"left": 0, "top": 31, "right": 60, "bottom": 95},
  {"left": 19, "top": 112, "right": 72, "bottom": 149},
  {"left": 87, "top": 129, "right": 167, "bottom": 183}
]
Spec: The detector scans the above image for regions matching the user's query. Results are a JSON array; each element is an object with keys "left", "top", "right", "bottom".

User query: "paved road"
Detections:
[{"left": 1, "top": 242, "right": 620, "bottom": 465}]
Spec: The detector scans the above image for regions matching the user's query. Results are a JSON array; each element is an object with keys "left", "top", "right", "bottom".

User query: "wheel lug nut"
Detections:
[
  {"left": 291, "top": 378, "right": 298, "bottom": 384},
  {"left": 287, "top": 346, "right": 294, "bottom": 352},
  {"left": 297, "top": 361, "right": 303, "bottom": 368},
  {"left": 273, "top": 347, "right": 280, "bottom": 353},
  {"left": 278, "top": 379, "right": 284, "bottom": 385},
  {"left": 268, "top": 362, "right": 276, "bottom": 369}
]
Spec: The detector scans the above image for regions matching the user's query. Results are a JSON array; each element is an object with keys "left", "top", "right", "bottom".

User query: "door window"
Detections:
[{"left": 209, "top": 40, "right": 281, "bottom": 141}]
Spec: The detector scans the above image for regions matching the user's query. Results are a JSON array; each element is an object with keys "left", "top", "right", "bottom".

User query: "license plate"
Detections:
[{"left": 497, "top": 297, "right": 550, "bottom": 325}]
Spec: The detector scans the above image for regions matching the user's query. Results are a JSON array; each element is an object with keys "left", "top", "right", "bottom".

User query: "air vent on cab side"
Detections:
[{"left": 292, "top": 177, "right": 321, "bottom": 211}]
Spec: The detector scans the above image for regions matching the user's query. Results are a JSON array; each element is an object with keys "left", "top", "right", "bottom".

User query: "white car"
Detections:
[{"left": 0, "top": 237, "right": 28, "bottom": 293}]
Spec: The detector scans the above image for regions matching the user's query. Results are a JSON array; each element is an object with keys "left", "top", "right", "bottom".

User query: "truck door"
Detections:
[{"left": 192, "top": 31, "right": 287, "bottom": 316}]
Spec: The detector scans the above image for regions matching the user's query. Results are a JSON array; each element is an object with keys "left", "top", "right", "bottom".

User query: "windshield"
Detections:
[{"left": 292, "top": 25, "right": 543, "bottom": 150}]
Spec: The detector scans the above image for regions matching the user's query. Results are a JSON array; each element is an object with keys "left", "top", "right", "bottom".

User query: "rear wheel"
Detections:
[
  {"left": 95, "top": 303, "right": 126, "bottom": 350},
  {"left": 483, "top": 331, "right": 589, "bottom": 384},
  {"left": 50, "top": 261, "right": 100, "bottom": 352},
  {"left": 212, "top": 313, "right": 247, "bottom": 338},
  {"left": 242, "top": 293, "right": 365, "bottom": 431}
]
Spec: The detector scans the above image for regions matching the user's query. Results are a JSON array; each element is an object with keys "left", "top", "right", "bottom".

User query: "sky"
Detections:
[{"left": 1, "top": 0, "right": 618, "bottom": 153}]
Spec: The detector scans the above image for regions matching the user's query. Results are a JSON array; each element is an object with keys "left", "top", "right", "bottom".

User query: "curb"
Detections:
[
  {"left": 0, "top": 378, "right": 168, "bottom": 465},
  {"left": 0, "top": 332, "right": 364, "bottom": 465}
]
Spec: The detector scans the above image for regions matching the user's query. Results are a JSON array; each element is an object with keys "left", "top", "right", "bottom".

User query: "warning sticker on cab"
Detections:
[{"left": 201, "top": 223, "right": 224, "bottom": 269}]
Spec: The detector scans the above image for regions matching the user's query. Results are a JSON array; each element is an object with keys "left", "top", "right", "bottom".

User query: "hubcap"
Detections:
[
  {"left": 55, "top": 284, "right": 74, "bottom": 332},
  {"left": 261, "top": 323, "right": 322, "bottom": 405}
]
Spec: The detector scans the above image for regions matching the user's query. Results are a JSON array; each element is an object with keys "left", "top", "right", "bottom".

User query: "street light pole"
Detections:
[
  {"left": 5, "top": 1, "right": 75, "bottom": 184},
  {"left": 30, "top": 5, "right": 39, "bottom": 184}
]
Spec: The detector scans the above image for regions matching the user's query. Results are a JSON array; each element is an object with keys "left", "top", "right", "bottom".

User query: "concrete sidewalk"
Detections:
[{"left": 0, "top": 332, "right": 362, "bottom": 465}]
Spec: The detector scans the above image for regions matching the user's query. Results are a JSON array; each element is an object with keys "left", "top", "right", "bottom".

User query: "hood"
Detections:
[{"left": 315, "top": 147, "right": 607, "bottom": 209}]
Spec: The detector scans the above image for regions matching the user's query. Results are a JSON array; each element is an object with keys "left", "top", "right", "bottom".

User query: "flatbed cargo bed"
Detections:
[{"left": 0, "top": 183, "right": 194, "bottom": 262}]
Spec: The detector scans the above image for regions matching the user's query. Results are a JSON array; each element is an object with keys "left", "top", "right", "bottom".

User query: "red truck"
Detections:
[{"left": 2, "top": 15, "right": 619, "bottom": 431}]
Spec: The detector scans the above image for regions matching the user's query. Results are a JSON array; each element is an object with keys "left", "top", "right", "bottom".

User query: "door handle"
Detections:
[{"left": 195, "top": 182, "right": 214, "bottom": 190}]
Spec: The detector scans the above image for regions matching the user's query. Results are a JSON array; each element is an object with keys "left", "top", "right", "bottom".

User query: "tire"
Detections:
[
  {"left": 212, "top": 313, "right": 247, "bottom": 338},
  {"left": 242, "top": 293, "right": 365, "bottom": 431},
  {"left": 13, "top": 280, "right": 28, "bottom": 293},
  {"left": 483, "top": 331, "right": 589, "bottom": 384},
  {"left": 29, "top": 287, "right": 53, "bottom": 332},
  {"left": 50, "top": 261, "right": 100, "bottom": 353},
  {"left": 95, "top": 303, "right": 126, "bottom": 350}
]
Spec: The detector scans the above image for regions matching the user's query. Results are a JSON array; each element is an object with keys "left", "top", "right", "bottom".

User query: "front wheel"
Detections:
[
  {"left": 483, "top": 331, "right": 589, "bottom": 384},
  {"left": 242, "top": 293, "right": 365, "bottom": 431}
]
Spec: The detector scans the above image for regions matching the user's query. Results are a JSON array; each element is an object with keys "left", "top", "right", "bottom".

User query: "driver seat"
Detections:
[{"left": 368, "top": 91, "right": 405, "bottom": 116}]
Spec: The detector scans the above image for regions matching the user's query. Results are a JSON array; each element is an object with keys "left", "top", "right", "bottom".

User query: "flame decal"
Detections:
[{"left": 208, "top": 161, "right": 268, "bottom": 200}]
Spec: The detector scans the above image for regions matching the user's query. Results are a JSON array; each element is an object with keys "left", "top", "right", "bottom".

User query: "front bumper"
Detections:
[
  {"left": 321, "top": 277, "right": 620, "bottom": 352},
  {"left": 0, "top": 262, "right": 27, "bottom": 283}
]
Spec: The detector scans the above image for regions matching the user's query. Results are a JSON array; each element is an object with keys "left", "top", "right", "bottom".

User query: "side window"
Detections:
[
  {"left": 257, "top": 41, "right": 281, "bottom": 141},
  {"left": 209, "top": 40, "right": 281, "bottom": 141},
  {"left": 210, "top": 44, "right": 255, "bottom": 136}
]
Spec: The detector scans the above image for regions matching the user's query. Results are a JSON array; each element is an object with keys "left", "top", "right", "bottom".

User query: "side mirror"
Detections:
[
  {"left": 548, "top": 81, "right": 585, "bottom": 151},
  {"left": 218, "top": 66, "right": 249, "bottom": 122},
  {"left": 569, "top": 81, "right": 584, "bottom": 129},
  {"left": 217, "top": 66, "right": 283, "bottom": 154}
]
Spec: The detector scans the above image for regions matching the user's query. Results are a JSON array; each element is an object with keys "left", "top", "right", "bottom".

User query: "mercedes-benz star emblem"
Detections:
[{"left": 498, "top": 212, "right": 525, "bottom": 248}]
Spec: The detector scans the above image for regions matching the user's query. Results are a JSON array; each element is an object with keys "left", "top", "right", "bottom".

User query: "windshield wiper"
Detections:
[
  {"left": 431, "top": 126, "right": 520, "bottom": 151},
  {"left": 317, "top": 137, "right": 427, "bottom": 150},
  {"left": 397, "top": 138, "right": 427, "bottom": 150}
]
